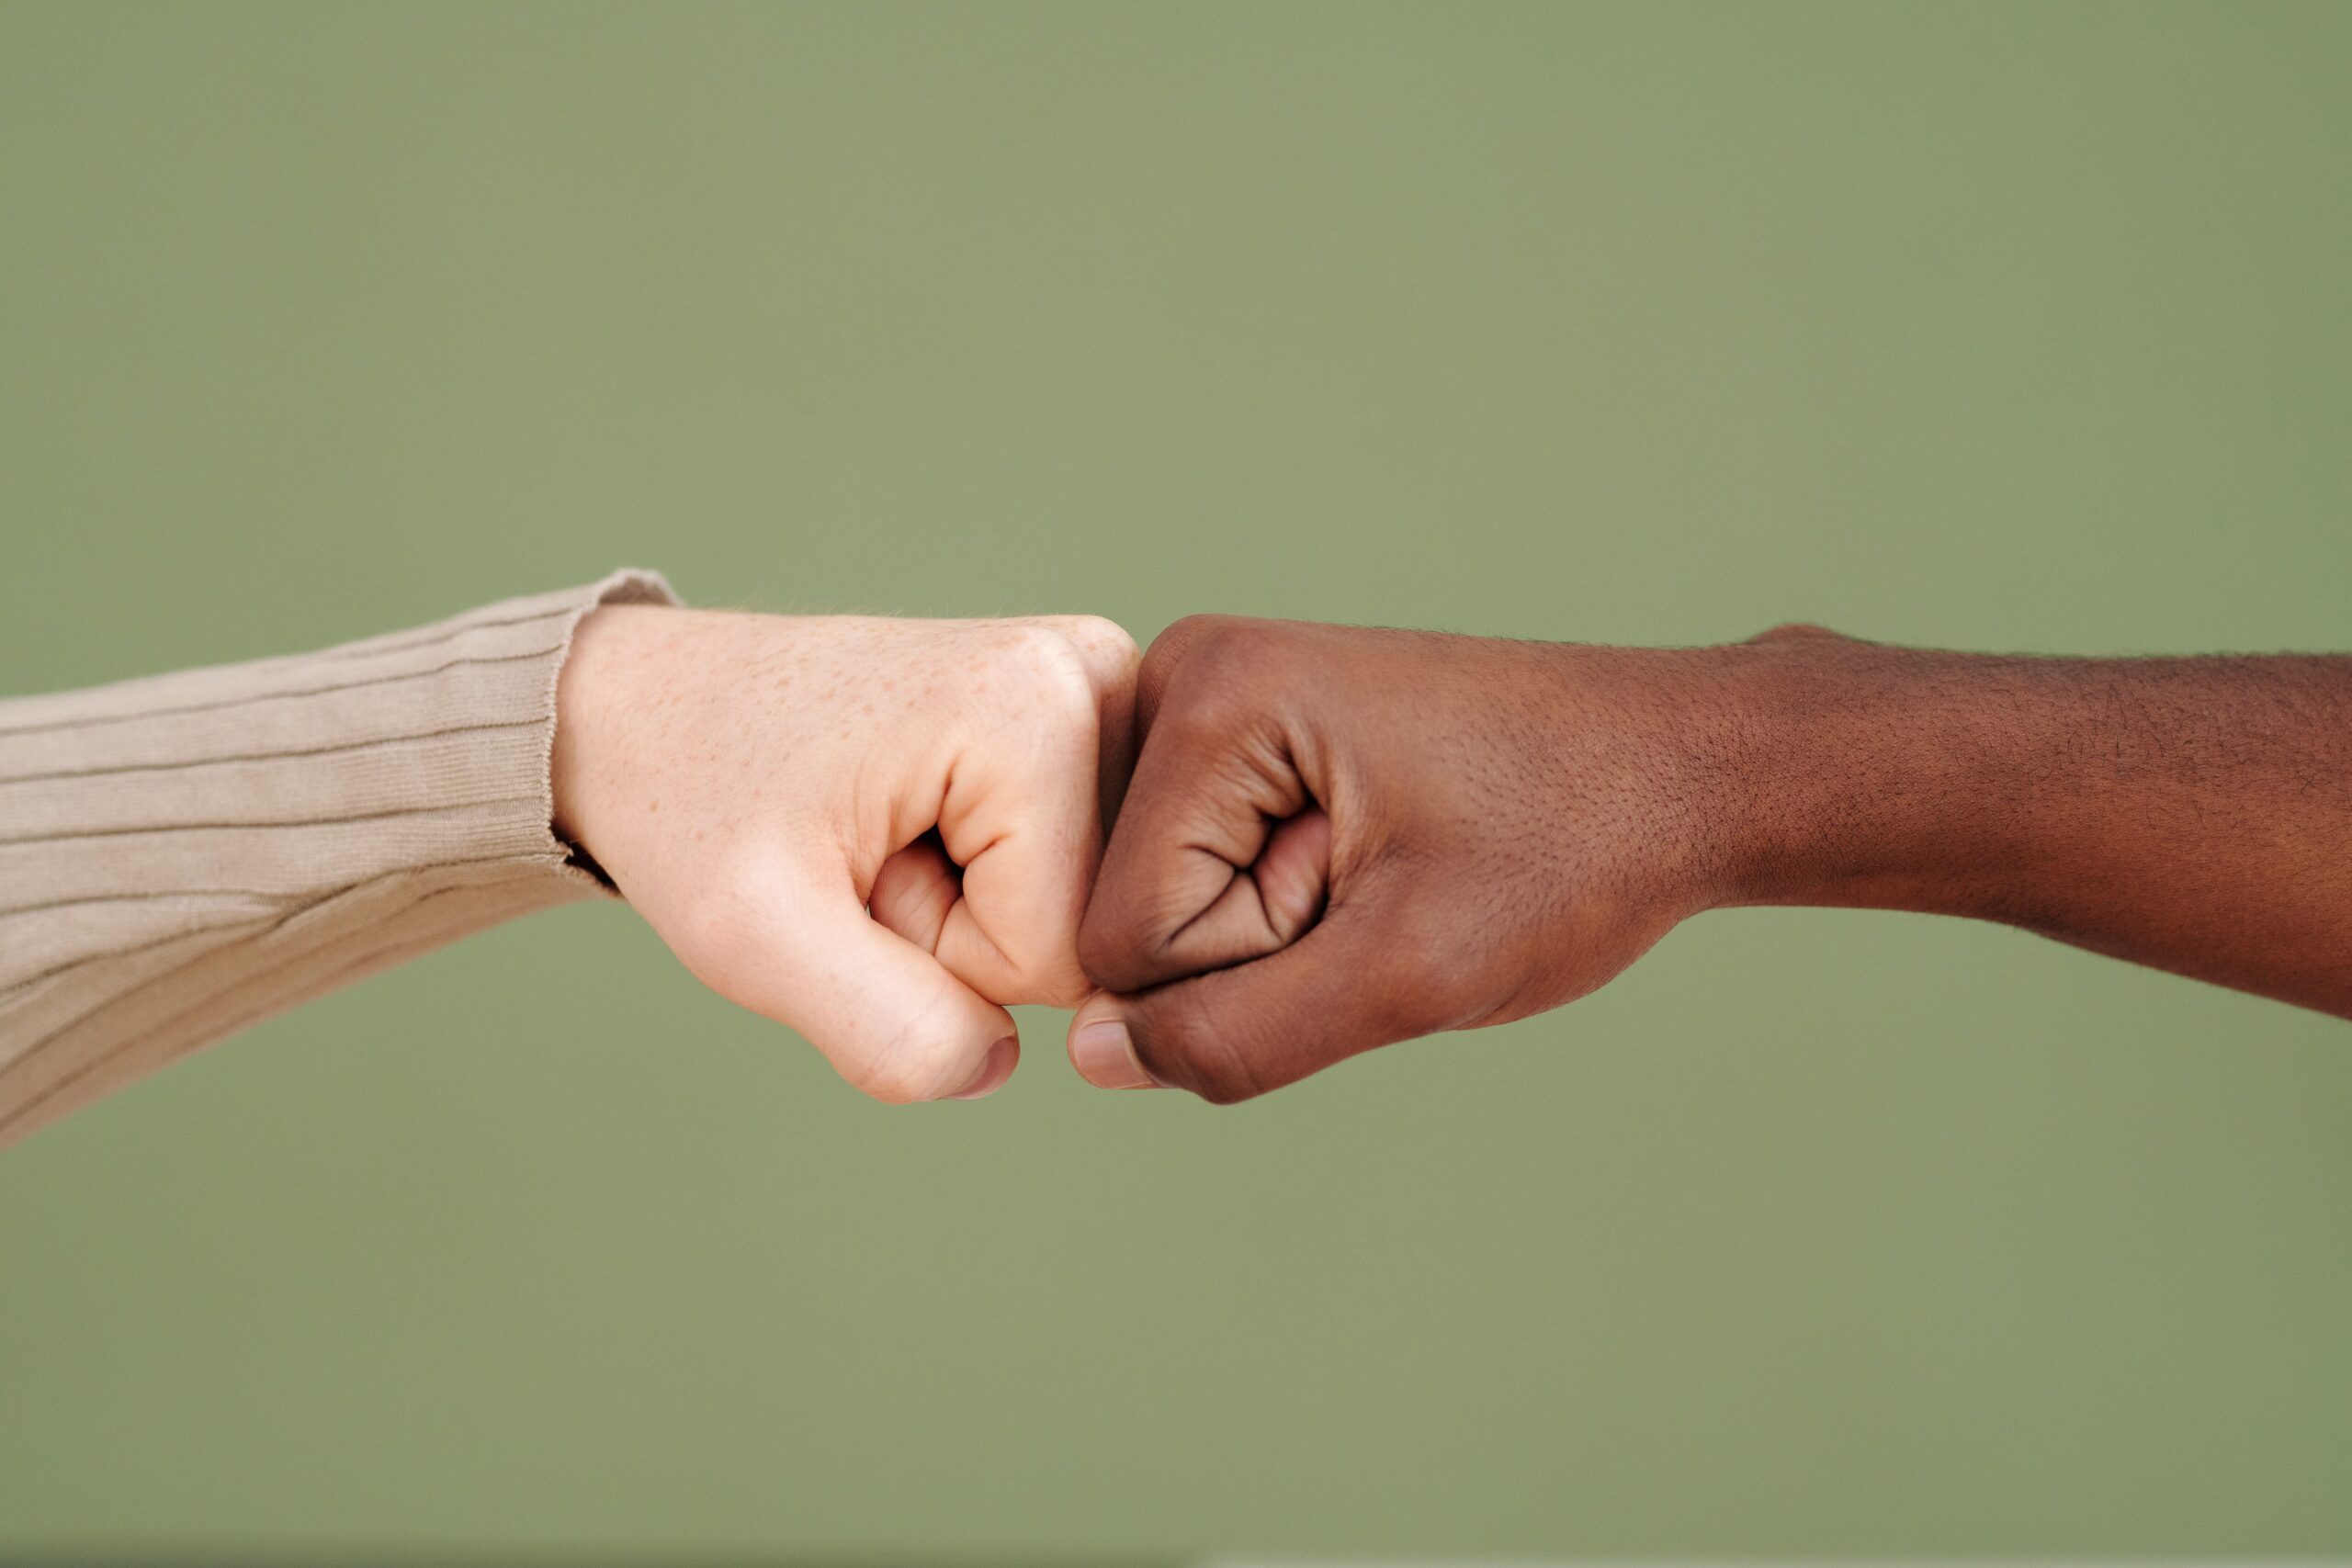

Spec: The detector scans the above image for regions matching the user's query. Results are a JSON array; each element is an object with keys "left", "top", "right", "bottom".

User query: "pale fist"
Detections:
[{"left": 553, "top": 606, "right": 1137, "bottom": 1102}]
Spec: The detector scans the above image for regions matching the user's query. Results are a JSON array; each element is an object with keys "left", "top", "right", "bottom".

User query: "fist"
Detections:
[
  {"left": 554, "top": 606, "right": 1138, "bottom": 1102},
  {"left": 1069, "top": 616, "right": 1745, "bottom": 1101}
]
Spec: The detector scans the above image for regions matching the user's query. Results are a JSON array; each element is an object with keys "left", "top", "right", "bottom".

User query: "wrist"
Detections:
[
  {"left": 551, "top": 603, "right": 667, "bottom": 860},
  {"left": 1698, "top": 636, "right": 2067, "bottom": 919}
]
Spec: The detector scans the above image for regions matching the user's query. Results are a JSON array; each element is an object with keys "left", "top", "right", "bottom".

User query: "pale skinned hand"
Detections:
[{"left": 552, "top": 604, "right": 1137, "bottom": 1102}]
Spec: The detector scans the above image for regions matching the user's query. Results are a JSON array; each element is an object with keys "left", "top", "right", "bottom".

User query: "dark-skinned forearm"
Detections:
[{"left": 1707, "top": 638, "right": 2352, "bottom": 1017}]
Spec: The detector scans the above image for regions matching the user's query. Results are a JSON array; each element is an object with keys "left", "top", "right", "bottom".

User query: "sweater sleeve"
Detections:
[{"left": 0, "top": 569, "right": 678, "bottom": 1147}]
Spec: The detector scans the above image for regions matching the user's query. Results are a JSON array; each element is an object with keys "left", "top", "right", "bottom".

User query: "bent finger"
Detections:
[
  {"left": 1068, "top": 901, "right": 1439, "bottom": 1102},
  {"left": 733, "top": 874, "right": 1021, "bottom": 1104}
]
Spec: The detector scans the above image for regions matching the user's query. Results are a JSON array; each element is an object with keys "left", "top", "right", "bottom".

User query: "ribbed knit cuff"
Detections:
[{"left": 0, "top": 569, "right": 680, "bottom": 1145}]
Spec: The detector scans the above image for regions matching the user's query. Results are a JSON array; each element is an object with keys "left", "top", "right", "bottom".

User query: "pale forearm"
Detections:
[{"left": 0, "top": 570, "right": 674, "bottom": 1145}]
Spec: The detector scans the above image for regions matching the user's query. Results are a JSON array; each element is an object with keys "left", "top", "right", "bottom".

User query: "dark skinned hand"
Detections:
[
  {"left": 1067, "top": 616, "right": 2352, "bottom": 1100},
  {"left": 1064, "top": 615, "right": 1758, "bottom": 1100}
]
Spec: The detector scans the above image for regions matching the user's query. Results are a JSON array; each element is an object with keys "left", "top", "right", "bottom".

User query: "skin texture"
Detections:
[
  {"left": 553, "top": 604, "right": 1136, "bottom": 1103},
  {"left": 1068, "top": 618, "right": 2352, "bottom": 1101}
]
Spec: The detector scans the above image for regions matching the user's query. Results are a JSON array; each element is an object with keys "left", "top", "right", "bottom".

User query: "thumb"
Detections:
[
  {"left": 725, "top": 865, "right": 1022, "bottom": 1104},
  {"left": 1066, "top": 901, "right": 1447, "bottom": 1102}
]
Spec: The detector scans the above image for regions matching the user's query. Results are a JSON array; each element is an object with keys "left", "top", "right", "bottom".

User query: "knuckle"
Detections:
[
  {"left": 997, "top": 624, "right": 1101, "bottom": 720},
  {"left": 1158, "top": 621, "right": 1282, "bottom": 729},
  {"left": 993, "top": 619, "right": 1077, "bottom": 667},
  {"left": 1048, "top": 614, "right": 1141, "bottom": 678},
  {"left": 1152, "top": 612, "right": 1235, "bottom": 647},
  {"left": 1747, "top": 621, "right": 1850, "bottom": 646},
  {"left": 1166, "top": 614, "right": 1262, "bottom": 671},
  {"left": 843, "top": 1006, "right": 969, "bottom": 1105},
  {"left": 1140, "top": 613, "right": 1240, "bottom": 685},
  {"left": 1000, "top": 940, "right": 1091, "bottom": 1010},
  {"left": 1030, "top": 970, "right": 1094, "bottom": 1010},
  {"left": 845, "top": 1055, "right": 938, "bottom": 1105}
]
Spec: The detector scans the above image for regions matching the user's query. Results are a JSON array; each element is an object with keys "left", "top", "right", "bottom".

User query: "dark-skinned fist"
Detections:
[{"left": 1065, "top": 615, "right": 1771, "bottom": 1100}]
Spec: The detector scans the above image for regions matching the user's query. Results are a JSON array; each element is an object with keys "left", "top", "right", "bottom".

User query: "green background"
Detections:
[{"left": 3, "top": 1, "right": 2349, "bottom": 1559}]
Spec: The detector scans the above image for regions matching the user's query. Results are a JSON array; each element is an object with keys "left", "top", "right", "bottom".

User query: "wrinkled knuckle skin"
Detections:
[
  {"left": 1033, "top": 970, "right": 1095, "bottom": 1011},
  {"left": 849, "top": 1058, "right": 944, "bottom": 1106},
  {"left": 845, "top": 1001, "right": 971, "bottom": 1105},
  {"left": 1003, "top": 943, "right": 1092, "bottom": 1010}
]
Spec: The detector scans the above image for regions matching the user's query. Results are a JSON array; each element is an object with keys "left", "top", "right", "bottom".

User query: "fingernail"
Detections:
[
  {"left": 1071, "top": 1019, "right": 1157, "bottom": 1090},
  {"left": 950, "top": 1036, "right": 1019, "bottom": 1100}
]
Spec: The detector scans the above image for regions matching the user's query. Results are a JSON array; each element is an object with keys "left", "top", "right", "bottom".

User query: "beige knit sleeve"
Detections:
[{"left": 0, "top": 569, "right": 678, "bottom": 1147}]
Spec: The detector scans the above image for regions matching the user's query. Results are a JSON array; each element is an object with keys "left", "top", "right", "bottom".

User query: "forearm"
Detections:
[
  {"left": 0, "top": 570, "right": 674, "bottom": 1145},
  {"left": 1708, "top": 637, "right": 2352, "bottom": 1016}
]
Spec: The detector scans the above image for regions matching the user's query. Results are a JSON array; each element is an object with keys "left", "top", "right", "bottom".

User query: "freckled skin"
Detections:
[
  {"left": 552, "top": 605, "right": 1138, "bottom": 1103},
  {"left": 1070, "top": 618, "right": 2352, "bottom": 1103}
]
